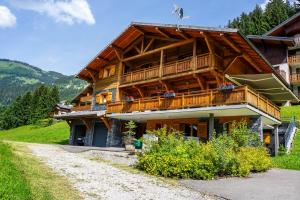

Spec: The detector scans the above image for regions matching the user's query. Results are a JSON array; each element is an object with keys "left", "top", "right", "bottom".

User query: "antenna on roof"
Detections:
[{"left": 172, "top": 4, "right": 190, "bottom": 30}]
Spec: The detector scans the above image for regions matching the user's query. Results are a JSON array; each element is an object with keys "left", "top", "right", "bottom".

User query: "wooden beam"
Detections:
[
  {"left": 145, "top": 35, "right": 180, "bottom": 42},
  {"left": 81, "top": 118, "right": 92, "bottom": 129},
  {"left": 110, "top": 44, "right": 123, "bottom": 60},
  {"left": 200, "top": 32, "right": 215, "bottom": 53},
  {"left": 220, "top": 33, "right": 262, "bottom": 73},
  {"left": 223, "top": 56, "right": 239, "bottom": 74},
  {"left": 210, "top": 70, "right": 222, "bottom": 86},
  {"left": 123, "top": 38, "right": 194, "bottom": 62},
  {"left": 141, "top": 38, "right": 144, "bottom": 53},
  {"left": 155, "top": 27, "right": 170, "bottom": 38},
  {"left": 133, "top": 85, "right": 144, "bottom": 97},
  {"left": 176, "top": 29, "right": 189, "bottom": 39},
  {"left": 193, "top": 74, "right": 205, "bottom": 90},
  {"left": 123, "top": 36, "right": 144, "bottom": 54},
  {"left": 144, "top": 38, "right": 154, "bottom": 52},
  {"left": 220, "top": 33, "right": 241, "bottom": 53},
  {"left": 242, "top": 54, "right": 262, "bottom": 73},
  {"left": 132, "top": 26, "right": 144, "bottom": 35},
  {"left": 133, "top": 45, "right": 141, "bottom": 54},
  {"left": 97, "top": 57, "right": 110, "bottom": 64},
  {"left": 159, "top": 80, "right": 171, "bottom": 91},
  {"left": 100, "top": 117, "right": 112, "bottom": 130},
  {"left": 85, "top": 69, "right": 96, "bottom": 82}
]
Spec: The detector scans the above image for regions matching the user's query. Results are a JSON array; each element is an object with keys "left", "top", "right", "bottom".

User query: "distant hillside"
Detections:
[{"left": 0, "top": 59, "right": 87, "bottom": 105}]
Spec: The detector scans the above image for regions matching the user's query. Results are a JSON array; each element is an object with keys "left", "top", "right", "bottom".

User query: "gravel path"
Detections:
[{"left": 28, "top": 144, "right": 214, "bottom": 200}]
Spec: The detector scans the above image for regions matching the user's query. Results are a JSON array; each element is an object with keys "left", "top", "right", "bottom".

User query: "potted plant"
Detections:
[{"left": 123, "top": 120, "right": 136, "bottom": 151}]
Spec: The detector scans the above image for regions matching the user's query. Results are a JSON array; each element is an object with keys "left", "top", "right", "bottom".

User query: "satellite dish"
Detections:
[{"left": 172, "top": 4, "right": 190, "bottom": 29}]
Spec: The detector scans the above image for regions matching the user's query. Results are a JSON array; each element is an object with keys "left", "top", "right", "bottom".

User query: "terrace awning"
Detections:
[{"left": 226, "top": 73, "right": 299, "bottom": 103}]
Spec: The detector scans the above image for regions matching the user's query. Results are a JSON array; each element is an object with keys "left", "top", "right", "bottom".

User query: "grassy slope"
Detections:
[
  {"left": 0, "top": 121, "right": 69, "bottom": 144},
  {"left": 0, "top": 142, "right": 32, "bottom": 200},
  {"left": 0, "top": 141, "right": 81, "bottom": 200},
  {"left": 271, "top": 106, "right": 300, "bottom": 170}
]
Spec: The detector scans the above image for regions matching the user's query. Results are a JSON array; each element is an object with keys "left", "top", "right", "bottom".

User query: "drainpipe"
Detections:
[{"left": 274, "top": 125, "right": 279, "bottom": 156}]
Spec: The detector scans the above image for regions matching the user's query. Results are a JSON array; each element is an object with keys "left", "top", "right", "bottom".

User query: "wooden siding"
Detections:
[
  {"left": 71, "top": 105, "right": 91, "bottom": 112},
  {"left": 107, "top": 86, "right": 280, "bottom": 120}
]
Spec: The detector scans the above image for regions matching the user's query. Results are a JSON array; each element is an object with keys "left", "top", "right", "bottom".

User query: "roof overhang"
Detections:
[
  {"left": 247, "top": 35, "right": 295, "bottom": 46},
  {"left": 107, "top": 104, "right": 281, "bottom": 125},
  {"left": 226, "top": 73, "right": 299, "bottom": 103},
  {"left": 75, "top": 22, "right": 279, "bottom": 82},
  {"left": 54, "top": 111, "right": 105, "bottom": 119}
]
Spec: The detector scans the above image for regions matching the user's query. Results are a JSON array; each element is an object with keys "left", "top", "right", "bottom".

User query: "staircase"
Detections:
[{"left": 280, "top": 117, "right": 297, "bottom": 153}]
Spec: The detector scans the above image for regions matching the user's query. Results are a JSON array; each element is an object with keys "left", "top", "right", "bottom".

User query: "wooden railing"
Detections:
[
  {"left": 71, "top": 104, "right": 91, "bottom": 112},
  {"left": 289, "top": 55, "right": 300, "bottom": 65},
  {"left": 290, "top": 73, "right": 300, "bottom": 83},
  {"left": 107, "top": 86, "right": 280, "bottom": 120},
  {"left": 80, "top": 95, "right": 92, "bottom": 102},
  {"left": 120, "top": 53, "right": 220, "bottom": 85}
]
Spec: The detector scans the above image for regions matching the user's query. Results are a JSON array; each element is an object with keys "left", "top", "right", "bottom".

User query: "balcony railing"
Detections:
[
  {"left": 71, "top": 104, "right": 92, "bottom": 112},
  {"left": 120, "top": 53, "right": 221, "bottom": 85},
  {"left": 289, "top": 55, "right": 300, "bottom": 65},
  {"left": 80, "top": 95, "right": 92, "bottom": 102},
  {"left": 107, "top": 86, "right": 280, "bottom": 120},
  {"left": 290, "top": 73, "right": 300, "bottom": 84}
]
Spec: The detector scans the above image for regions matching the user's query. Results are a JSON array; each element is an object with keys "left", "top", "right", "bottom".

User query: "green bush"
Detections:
[{"left": 137, "top": 122, "right": 271, "bottom": 180}]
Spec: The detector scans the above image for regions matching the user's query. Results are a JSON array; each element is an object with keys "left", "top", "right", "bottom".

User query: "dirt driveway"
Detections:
[{"left": 27, "top": 144, "right": 214, "bottom": 200}]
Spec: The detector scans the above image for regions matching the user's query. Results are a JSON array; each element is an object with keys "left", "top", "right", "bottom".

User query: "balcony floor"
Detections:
[{"left": 107, "top": 104, "right": 281, "bottom": 125}]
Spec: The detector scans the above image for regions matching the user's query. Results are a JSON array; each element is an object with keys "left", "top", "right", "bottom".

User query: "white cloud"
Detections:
[
  {"left": 11, "top": 0, "right": 95, "bottom": 25},
  {"left": 0, "top": 5, "right": 16, "bottom": 28}
]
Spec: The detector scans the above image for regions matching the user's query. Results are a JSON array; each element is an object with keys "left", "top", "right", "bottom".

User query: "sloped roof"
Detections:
[
  {"left": 76, "top": 22, "right": 286, "bottom": 86},
  {"left": 264, "top": 12, "right": 300, "bottom": 36},
  {"left": 247, "top": 35, "right": 295, "bottom": 46}
]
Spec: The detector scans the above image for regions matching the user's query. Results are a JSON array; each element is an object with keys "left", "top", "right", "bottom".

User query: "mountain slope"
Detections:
[{"left": 0, "top": 59, "right": 87, "bottom": 105}]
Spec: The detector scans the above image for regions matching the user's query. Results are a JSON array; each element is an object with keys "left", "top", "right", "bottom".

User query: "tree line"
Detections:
[
  {"left": 228, "top": 0, "right": 300, "bottom": 35},
  {"left": 0, "top": 85, "right": 60, "bottom": 130}
]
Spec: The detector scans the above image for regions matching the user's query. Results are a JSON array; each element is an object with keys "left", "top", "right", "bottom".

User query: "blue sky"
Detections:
[{"left": 0, "top": 0, "right": 268, "bottom": 75}]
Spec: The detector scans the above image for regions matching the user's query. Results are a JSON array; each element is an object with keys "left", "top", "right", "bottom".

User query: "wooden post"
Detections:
[
  {"left": 208, "top": 113, "right": 214, "bottom": 140},
  {"left": 245, "top": 86, "right": 248, "bottom": 103},
  {"left": 274, "top": 125, "right": 279, "bottom": 156},
  {"left": 193, "top": 39, "right": 197, "bottom": 70},
  {"left": 182, "top": 94, "right": 185, "bottom": 108},
  {"left": 160, "top": 49, "right": 164, "bottom": 77}
]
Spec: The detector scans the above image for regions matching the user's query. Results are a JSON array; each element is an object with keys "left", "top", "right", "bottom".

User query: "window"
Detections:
[
  {"left": 96, "top": 92, "right": 113, "bottom": 104},
  {"left": 100, "top": 65, "right": 116, "bottom": 79}
]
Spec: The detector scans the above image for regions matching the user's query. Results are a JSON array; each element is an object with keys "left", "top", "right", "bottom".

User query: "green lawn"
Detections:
[
  {"left": 0, "top": 121, "right": 69, "bottom": 144},
  {"left": 0, "top": 142, "right": 32, "bottom": 200},
  {"left": 271, "top": 106, "right": 300, "bottom": 170},
  {"left": 272, "top": 130, "right": 300, "bottom": 170}
]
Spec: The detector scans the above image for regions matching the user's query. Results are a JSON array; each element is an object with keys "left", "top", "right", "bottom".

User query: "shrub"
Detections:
[{"left": 137, "top": 121, "right": 271, "bottom": 180}]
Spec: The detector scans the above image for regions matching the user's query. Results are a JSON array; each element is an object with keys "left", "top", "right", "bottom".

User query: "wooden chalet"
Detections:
[{"left": 55, "top": 21, "right": 299, "bottom": 155}]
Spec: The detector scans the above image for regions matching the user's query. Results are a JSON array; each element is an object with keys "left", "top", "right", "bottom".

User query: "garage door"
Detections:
[{"left": 92, "top": 122, "right": 108, "bottom": 147}]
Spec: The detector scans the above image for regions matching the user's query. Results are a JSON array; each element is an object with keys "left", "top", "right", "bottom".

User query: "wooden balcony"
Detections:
[
  {"left": 290, "top": 73, "right": 300, "bottom": 84},
  {"left": 120, "top": 53, "right": 221, "bottom": 86},
  {"left": 107, "top": 86, "right": 280, "bottom": 120},
  {"left": 80, "top": 95, "right": 92, "bottom": 102},
  {"left": 71, "top": 104, "right": 92, "bottom": 112},
  {"left": 289, "top": 55, "right": 300, "bottom": 65}
]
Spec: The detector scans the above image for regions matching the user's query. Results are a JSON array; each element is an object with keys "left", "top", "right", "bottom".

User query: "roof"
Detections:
[
  {"left": 71, "top": 84, "right": 93, "bottom": 103},
  {"left": 54, "top": 111, "right": 105, "bottom": 119},
  {"left": 247, "top": 35, "right": 295, "bottom": 46},
  {"left": 264, "top": 12, "right": 300, "bottom": 36},
  {"left": 55, "top": 104, "right": 71, "bottom": 110},
  {"left": 76, "top": 22, "right": 286, "bottom": 85}
]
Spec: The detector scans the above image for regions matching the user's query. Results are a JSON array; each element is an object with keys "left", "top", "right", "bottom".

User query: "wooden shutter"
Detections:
[
  {"left": 106, "top": 92, "right": 113, "bottom": 102},
  {"left": 99, "top": 69, "right": 104, "bottom": 79},
  {"left": 96, "top": 94, "right": 102, "bottom": 104},
  {"left": 110, "top": 65, "right": 116, "bottom": 76}
]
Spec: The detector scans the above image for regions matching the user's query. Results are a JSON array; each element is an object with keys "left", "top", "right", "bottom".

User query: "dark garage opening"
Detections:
[
  {"left": 93, "top": 122, "right": 108, "bottom": 147},
  {"left": 74, "top": 125, "right": 87, "bottom": 145}
]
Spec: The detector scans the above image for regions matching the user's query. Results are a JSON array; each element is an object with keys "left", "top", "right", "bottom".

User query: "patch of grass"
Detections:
[
  {"left": 281, "top": 105, "right": 300, "bottom": 119},
  {"left": 0, "top": 121, "right": 69, "bottom": 144},
  {"left": 0, "top": 142, "right": 32, "bottom": 200},
  {"left": 11, "top": 142, "right": 82, "bottom": 200},
  {"left": 272, "top": 131, "right": 300, "bottom": 170}
]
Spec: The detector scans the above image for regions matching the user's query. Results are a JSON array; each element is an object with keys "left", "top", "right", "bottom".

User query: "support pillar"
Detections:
[
  {"left": 208, "top": 113, "right": 214, "bottom": 140},
  {"left": 251, "top": 116, "right": 263, "bottom": 142},
  {"left": 274, "top": 125, "right": 279, "bottom": 156}
]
